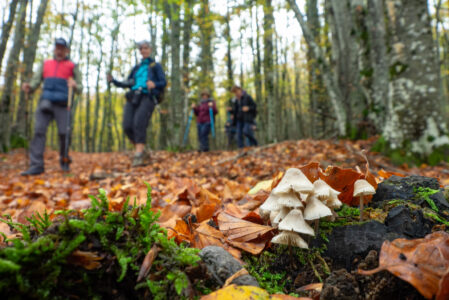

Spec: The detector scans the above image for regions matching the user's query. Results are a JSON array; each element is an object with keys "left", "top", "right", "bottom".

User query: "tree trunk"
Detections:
[
  {"left": 0, "top": 0, "right": 27, "bottom": 151},
  {"left": 287, "top": 0, "right": 347, "bottom": 136},
  {"left": 366, "top": 0, "right": 389, "bottom": 130},
  {"left": 14, "top": 0, "right": 49, "bottom": 137},
  {"left": 0, "top": 0, "right": 19, "bottom": 76},
  {"left": 92, "top": 39, "right": 103, "bottom": 152},
  {"left": 158, "top": 16, "right": 170, "bottom": 149},
  {"left": 383, "top": 0, "right": 449, "bottom": 155},
  {"left": 264, "top": 0, "right": 276, "bottom": 143}
]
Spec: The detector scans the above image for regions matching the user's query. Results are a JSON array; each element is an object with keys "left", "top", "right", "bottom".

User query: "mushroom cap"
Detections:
[
  {"left": 278, "top": 209, "right": 315, "bottom": 236},
  {"left": 353, "top": 179, "right": 376, "bottom": 197},
  {"left": 269, "top": 209, "right": 280, "bottom": 226},
  {"left": 272, "top": 168, "right": 313, "bottom": 195},
  {"left": 304, "top": 195, "right": 333, "bottom": 221},
  {"left": 271, "top": 231, "right": 309, "bottom": 249},
  {"left": 272, "top": 206, "right": 291, "bottom": 227},
  {"left": 277, "top": 191, "right": 304, "bottom": 208},
  {"left": 313, "top": 179, "right": 340, "bottom": 201},
  {"left": 326, "top": 190, "right": 342, "bottom": 209},
  {"left": 259, "top": 193, "right": 282, "bottom": 214}
]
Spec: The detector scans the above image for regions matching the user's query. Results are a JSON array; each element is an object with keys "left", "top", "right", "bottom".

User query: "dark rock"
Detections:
[
  {"left": 429, "top": 191, "right": 449, "bottom": 211},
  {"left": 320, "top": 269, "right": 359, "bottom": 300},
  {"left": 199, "top": 246, "right": 259, "bottom": 287},
  {"left": 385, "top": 206, "right": 433, "bottom": 239},
  {"left": 326, "top": 221, "right": 401, "bottom": 270},
  {"left": 370, "top": 175, "right": 449, "bottom": 212}
]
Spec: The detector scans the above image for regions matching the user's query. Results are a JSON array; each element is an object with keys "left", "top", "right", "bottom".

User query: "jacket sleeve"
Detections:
[
  {"left": 150, "top": 63, "right": 167, "bottom": 89},
  {"left": 73, "top": 64, "right": 83, "bottom": 94},
  {"left": 29, "top": 63, "right": 44, "bottom": 92},
  {"left": 247, "top": 95, "right": 257, "bottom": 115},
  {"left": 111, "top": 68, "right": 135, "bottom": 89}
]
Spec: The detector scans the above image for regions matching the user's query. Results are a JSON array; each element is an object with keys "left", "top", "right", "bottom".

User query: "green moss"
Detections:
[
  {"left": 415, "top": 187, "right": 439, "bottom": 212},
  {"left": 0, "top": 184, "right": 200, "bottom": 299}
]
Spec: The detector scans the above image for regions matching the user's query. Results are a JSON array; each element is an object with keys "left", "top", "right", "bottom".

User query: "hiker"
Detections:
[
  {"left": 230, "top": 85, "right": 258, "bottom": 148},
  {"left": 107, "top": 40, "right": 166, "bottom": 167},
  {"left": 225, "top": 97, "right": 237, "bottom": 149},
  {"left": 21, "top": 38, "right": 82, "bottom": 175},
  {"left": 191, "top": 89, "right": 217, "bottom": 152}
]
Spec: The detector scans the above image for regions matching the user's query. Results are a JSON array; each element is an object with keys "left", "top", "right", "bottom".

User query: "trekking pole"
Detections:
[
  {"left": 24, "top": 91, "right": 30, "bottom": 168},
  {"left": 63, "top": 81, "right": 74, "bottom": 170},
  {"left": 209, "top": 107, "right": 215, "bottom": 138},
  {"left": 182, "top": 109, "right": 194, "bottom": 147}
]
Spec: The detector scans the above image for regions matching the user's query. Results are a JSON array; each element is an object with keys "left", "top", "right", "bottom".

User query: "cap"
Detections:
[
  {"left": 201, "top": 89, "right": 210, "bottom": 97},
  {"left": 55, "top": 38, "right": 68, "bottom": 48},
  {"left": 136, "top": 40, "right": 151, "bottom": 49}
]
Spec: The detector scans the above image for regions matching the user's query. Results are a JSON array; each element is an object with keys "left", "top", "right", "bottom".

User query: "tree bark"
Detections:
[
  {"left": 0, "top": 0, "right": 19, "bottom": 76},
  {"left": 0, "top": 0, "right": 27, "bottom": 151},
  {"left": 383, "top": 0, "right": 449, "bottom": 154},
  {"left": 14, "top": 0, "right": 49, "bottom": 137},
  {"left": 287, "top": 0, "right": 347, "bottom": 136},
  {"left": 264, "top": 0, "right": 276, "bottom": 142}
]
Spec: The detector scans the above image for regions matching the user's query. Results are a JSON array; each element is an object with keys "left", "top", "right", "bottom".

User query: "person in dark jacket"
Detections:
[
  {"left": 21, "top": 38, "right": 82, "bottom": 175},
  {"left": 225, "top": 97, "right": 237, "bottom": 149},
  {"left": 231, "top": 85, "right": 258, "bottom": 148},
  {"left": 107, "top": 40, "right": 166, "bottom": 167},
  {"left": 192, "top": 89, "right": 218, "bottom": 152}
]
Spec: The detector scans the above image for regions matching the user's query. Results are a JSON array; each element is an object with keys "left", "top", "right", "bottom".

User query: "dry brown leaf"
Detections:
[
  {"left": 67, "top": 250, "right": 103, "bottom": 270},
  {"left": 359, "top": 231, "right": 449, "bottom": 299},
  {"left": 137, "top": 244, "right": 160, "bottom": 282},
  {"left": 217, "top": 212, "right": 274, "bottom": 242}
]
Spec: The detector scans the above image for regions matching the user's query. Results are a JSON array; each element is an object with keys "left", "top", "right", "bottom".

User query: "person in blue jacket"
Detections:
[{"left": 107, "top": 40, "right": 166, "bottom": 167}]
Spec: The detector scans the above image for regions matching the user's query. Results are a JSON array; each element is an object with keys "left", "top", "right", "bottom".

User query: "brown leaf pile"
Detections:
[{"left": 1, "top": 138, "right": 448, "bottom": 251}]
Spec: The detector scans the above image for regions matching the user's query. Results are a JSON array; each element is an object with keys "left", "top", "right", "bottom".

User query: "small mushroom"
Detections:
[
  {"left": 269, "top": 209, "right": 280, "bottom": 225},
  {"left": 272, "top": 168, "right": 313, "bottom": 195},
  {"left": 271, "top": 231, "right": 308, "bottom": 249},
  {"left": 278, "top": 209, "right": 315, "bottom": 236},
  {"left": 259, "top": 193, "right": 281, "bottom": 218},
  {"left": 326, "top": 189, "right": 342, "bottom": 209},
  {"left": 353, "top": 179, "right": 376, "bottom": 221},
  {"left": 313, "top": 179, "right": 340, "bottom": 201},
  {"left": 277, "top": 191, "right": 304, "bottom": 208},
  {"left": 303, "top": 195, "right": 332, "bottom": 221},
  {"left": 272, "top": 206, "right": 291, "bottom": 227}
]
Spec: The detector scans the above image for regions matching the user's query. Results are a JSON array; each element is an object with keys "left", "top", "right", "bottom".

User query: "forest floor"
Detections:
[{"left": 0, "top": 137, "right": 448, "bottom": 298}]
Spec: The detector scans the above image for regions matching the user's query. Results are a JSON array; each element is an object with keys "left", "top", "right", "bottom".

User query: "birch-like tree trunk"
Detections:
[
  {"left": 14, "top": 0, "right": 49, "bottom": 137},
  {"left": 383, "top": 0, "right": 449, "bottom": 154},
  {"left": 0, "top": 0, "right": 27, "bottom": 151},
  {"left": 366, "top": 0, "right": 389, "bottom": 130},
  {"left": 264, "top": 0, "right": 276, "bottom": 142},
  {"left": 287, "top": 0, "right": 347, "bottom": 136},
  {"left": 0, "top": 0, "right": 19, "bottom": 76}
]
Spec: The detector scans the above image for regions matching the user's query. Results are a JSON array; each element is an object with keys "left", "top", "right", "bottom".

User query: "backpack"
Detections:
[{"left": 149, "top": 61, "right": 166, "bottom": 104}]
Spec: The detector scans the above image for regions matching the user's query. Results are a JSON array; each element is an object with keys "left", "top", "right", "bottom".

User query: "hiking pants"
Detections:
[
  {"left": 197, "top": 122, "right": 211, "bottom": 152},
  {"left": 29, "top": 100, "right": 70, "bottom": 169},
  {"left": 236, "top": 121, "right": 258, "bottom": 148},
  {"left": 123, "top": 95, "right": 155, "bottom": 144}
]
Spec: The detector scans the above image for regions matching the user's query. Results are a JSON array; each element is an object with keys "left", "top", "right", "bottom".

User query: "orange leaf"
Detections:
[
  {"left": 378, "top": 169, "right": 406, "bottom": 179},
  {"left": 192, "top": 222, "right": 241, "bottom": 259},
  {"left": 299, "top": 162, "right": 322, "bottom": 183},
  {"left": 359, "top": 231, "right": 449, "bottom": 299},
  {"left": 67, "top": 250, "right": 103, "bottom": 270},
  {"left": 321, "top": 166, "right": 364, "bottom": 206},
  {"left": 217, "top": 212, "right": 274, "bottom": 242}
]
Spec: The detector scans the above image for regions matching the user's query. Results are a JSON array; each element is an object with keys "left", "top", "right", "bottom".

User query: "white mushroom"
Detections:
[
  {"left": 259, "top": 193, "right": 282, "bottom": 218},
  {"left": 269, "top": 209, "right": 280, "bottom": 225},
  {"left": 277, "top": 191, "right": 304, "bottom": 208},
  {"left": 326, "top": 189, "right": 342, "bottom": 209},
  {"left": 272, "top": 168, "right": 313, "bottom": 195},
  {"left": 313, "top": 179, "right": 340, "bottom": 202},
  {"left": 272, "top": 206, "right": 291, "bottom": 227},
  {"left": 303, "top": 195, "right": 333, "bottom": 221},
  {"left": 271, "top": 231, "right": 309, "bottom": 249},
  {"left": 353, "top": 179, "right": 376, "bottom": 221},
  {"left": 279, "top": 209, "right": 315, "bottom": 236}
]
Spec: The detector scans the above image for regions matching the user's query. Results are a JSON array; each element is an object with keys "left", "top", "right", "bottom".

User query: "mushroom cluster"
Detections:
[{"left": 259, "top": 168, "right": 376, "bottom": 249}]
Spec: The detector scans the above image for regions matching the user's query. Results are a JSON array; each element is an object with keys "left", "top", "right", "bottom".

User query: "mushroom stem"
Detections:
[
  {"left": 314, "top": 220, "right": 319, "bottom": 236},
  {"left": 359, "top": 195, "right": 364, "bottom": 221},
  {"left": 289, "top": 244, "right": 293, "bottom": 263}
]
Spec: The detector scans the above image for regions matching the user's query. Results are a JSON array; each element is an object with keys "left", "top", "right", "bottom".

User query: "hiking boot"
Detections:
[
  {"left": 21, "top": 166, "right": 44, "bottom": 176},
  {"left": 60, "top": 156, "right": 72, "bottom": 172},
  {"left": 131, "top": 151, "right": 150, "bottom": 167}
]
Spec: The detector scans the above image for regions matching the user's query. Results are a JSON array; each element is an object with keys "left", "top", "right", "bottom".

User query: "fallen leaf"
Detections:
[
  {"left": 137, "top": 244, "right": 160, "bottom": 282},
  {"left": 67, "top": 250, "right": 103, "bottom": 270},
  {"left": 359, "top": 231, "right": 449, "bottom": 299},
  {"left": 217, "top": 212, "right": 274, "bottom": 242}
]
